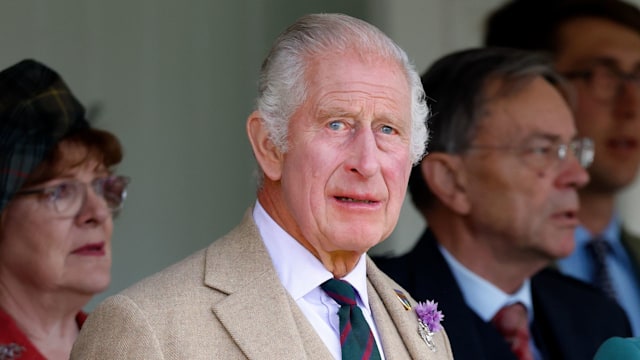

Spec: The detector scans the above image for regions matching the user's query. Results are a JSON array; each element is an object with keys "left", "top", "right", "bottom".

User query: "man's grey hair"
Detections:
[
  {"left": 409, "top": 47, "right": 572, "bottom": 212},
  {"left": 423, "top": 47, "right": 569, "bottom": 155},
  {"left": 256, "top": 13, "right": 428, "bottom": 165}
]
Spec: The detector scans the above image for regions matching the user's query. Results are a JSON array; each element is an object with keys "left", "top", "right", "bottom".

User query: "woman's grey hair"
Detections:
[
  {"left": 256, "top": 13, "right": 428, "bottom": 165},
  {"left": 409, "top": 47, "right": 571, "bottom": 212}
]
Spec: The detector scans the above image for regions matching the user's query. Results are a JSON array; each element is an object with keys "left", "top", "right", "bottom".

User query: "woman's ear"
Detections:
[
  {"left": 421, "top": 153, "right": 471, "bottom": 214},
  {"left": 246, "top": 111, "right": 284, "bottom": 181}
]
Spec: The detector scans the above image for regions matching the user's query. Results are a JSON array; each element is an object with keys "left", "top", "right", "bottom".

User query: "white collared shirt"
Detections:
[
  {"left": 253, "top": 201, "right": 385, "bottom": 359},
  {"left": 440, "top": 244, "right": 542, "bottom": 360}
]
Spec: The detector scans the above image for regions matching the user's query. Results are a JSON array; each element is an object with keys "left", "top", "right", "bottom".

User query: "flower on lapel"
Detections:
[
  {"left": 416, "top": 300, "right": 444, "bottom": 333},
  {"left": 415, "top": 300, "right": 444, "bottom": 352}
]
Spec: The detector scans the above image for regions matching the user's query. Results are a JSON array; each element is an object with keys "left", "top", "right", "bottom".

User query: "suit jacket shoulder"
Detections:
[
  {"left": 73, "top": 210, "right": 453, "bottom": 359},
  {"left": 374, "top": 229, "right": 633, "bottom": 360},
  {"left": 72, "top": 210, "right": 331, "bottom": 359}
]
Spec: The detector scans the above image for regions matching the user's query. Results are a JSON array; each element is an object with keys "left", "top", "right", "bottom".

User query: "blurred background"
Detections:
[{"left": 2, "top": 0, "right": 639, "bottom": 309}]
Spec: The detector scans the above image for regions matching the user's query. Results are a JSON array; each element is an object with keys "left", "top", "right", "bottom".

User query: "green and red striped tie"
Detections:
[{"left": 321, "top": 278, "right": 382, "bottom": 360}]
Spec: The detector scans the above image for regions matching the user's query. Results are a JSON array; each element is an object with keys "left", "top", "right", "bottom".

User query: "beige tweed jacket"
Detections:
[{"left": 71, "top": 210, "right": 453, "bottom": 359}]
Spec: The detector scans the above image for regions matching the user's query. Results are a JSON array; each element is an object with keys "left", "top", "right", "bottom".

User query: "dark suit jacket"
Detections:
[
  {"left": 621, "top": 226, "right": 640, "bottom": 283},
  {"left": 373, "top": 229, "right": 632, "bottom": 360}
]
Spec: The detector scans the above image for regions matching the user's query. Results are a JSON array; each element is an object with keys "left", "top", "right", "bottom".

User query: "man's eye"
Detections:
[
  {"left": 328, "top": 121, "right": 345, "bottom": 131},
  {"left": 380, "top": 125, "right": 395, "bottom": 135},
  {"left": 527, "top": 145, "right": 554, "bottom": 156}
]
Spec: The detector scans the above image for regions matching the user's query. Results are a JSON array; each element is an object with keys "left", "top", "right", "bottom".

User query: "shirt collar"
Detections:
[
  {"left": 575, "top": 213, "right": 622, "bottom": 260},
  {"left": 253, "top": 201, "right": 370, "bottom": 307},
  {"left": 439, "top": 244, "right": 533, "bottom": 322},
  {"left": 575, "top": 212, "right": 620, "bottom": 245}
]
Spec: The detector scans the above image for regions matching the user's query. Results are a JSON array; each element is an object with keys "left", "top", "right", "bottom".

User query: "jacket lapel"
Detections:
[
  {"left": 205, "top": 211, "right": 332, "bottom": 359},
  {"left": 387, "top": 230, "right": 511, "bottom": 360},
  {"left": 366, "top": 257, "right": 453, "bottom": 359},
  {"left": 366, "top": 276, "right": 412, "bottom": 360}
]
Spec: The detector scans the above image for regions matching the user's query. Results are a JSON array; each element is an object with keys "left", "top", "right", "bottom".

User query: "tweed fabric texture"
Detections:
[{"left": 71, "top": 210, "right": 455, "bottom": 359}]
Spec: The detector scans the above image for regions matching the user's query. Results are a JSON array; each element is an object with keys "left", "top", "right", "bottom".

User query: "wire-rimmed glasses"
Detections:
[
  {"left": 16, "top": 175, "right": 130, "bottom": 217},
  {"left": 468, "top": 137, "right": 594, "bottom": 171}
]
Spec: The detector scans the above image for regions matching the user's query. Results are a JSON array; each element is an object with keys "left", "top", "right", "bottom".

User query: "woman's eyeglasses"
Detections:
[{"left": 16, "top": 175, "right": 130, "bottom": 217}]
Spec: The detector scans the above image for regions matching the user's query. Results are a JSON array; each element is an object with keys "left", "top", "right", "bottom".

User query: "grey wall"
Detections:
[
  {"left": 0, "top": 0, "right": 374, "bottom": 310},
  {"left": 1, "top": 0, "right": 639, "bottom": 310}
]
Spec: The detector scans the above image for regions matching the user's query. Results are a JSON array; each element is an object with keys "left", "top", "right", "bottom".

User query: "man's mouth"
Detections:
[{"left": 336, "top": 196, "right": 376, "bottom": 204}]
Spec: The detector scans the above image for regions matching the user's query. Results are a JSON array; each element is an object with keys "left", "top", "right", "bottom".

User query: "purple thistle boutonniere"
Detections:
[{"left": 415, "top": 300, "right": 444, "bottom": 352}]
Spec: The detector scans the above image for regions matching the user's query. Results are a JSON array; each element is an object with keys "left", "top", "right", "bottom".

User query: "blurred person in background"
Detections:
[
  {"left": 485, "top": 0, "right": 640, "bottom": 336},
  {"left": 0, "top": 59, "right": 129, "bottom": 360},
  {"left": 374, "top": 47, "right": 632, "bottom": 360}
]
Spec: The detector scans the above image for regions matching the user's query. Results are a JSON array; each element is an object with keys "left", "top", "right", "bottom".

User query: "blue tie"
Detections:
[
  {"left": 321, "top": 278, "right": 382, "bottom": 360},
  {"left": 586, "top": 236, "right": 618, "bottom": 301}
]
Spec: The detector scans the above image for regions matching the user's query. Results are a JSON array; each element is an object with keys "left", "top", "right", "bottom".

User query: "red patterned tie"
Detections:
[
  {"left": 321, "top": 279, "right": 382, "bottom": 360},
  {"left": 491, "top": 302, "right": 534, "bottom": 360}
]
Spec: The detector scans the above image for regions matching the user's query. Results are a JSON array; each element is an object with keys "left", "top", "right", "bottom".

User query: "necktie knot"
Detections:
[
  {"left": 492, "top": 302, "right": 534, "bottom": 360},
  {"left": 587, "top": 236, "right": 612, "bottom": 261},
  {"left": 321, "top": 278, "right": 357, "bottom": 306},
  {"left": 320, "top": 278, "right": 382, "bottom": 360}
]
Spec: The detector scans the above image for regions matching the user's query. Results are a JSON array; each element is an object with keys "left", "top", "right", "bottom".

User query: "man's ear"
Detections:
[
  {"left": 246, "top": 111, "right": 284, "bottom": 181},
  {"left": 421, "top": 153, "right": 471, "bottom": 214}
]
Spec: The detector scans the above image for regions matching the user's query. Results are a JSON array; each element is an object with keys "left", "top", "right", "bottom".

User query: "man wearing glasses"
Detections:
[
  {"left": 485, "top": 0, "right": 640, "bottom": 337},
  {"left": 374, "top": 48, "right": 632, "bottom": 360}
]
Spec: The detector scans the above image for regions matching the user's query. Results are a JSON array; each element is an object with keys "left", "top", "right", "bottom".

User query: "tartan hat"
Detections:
[{"left": 0, "top": 59, "right": 89, "bottom": 212}]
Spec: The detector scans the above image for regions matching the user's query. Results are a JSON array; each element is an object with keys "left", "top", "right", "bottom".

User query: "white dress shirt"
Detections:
[
  {"left": 253, "top": 201, "right": 385, "bottom": 359},
  {"left": 440, "top": 245, "right": 541, "bottom": 360}
]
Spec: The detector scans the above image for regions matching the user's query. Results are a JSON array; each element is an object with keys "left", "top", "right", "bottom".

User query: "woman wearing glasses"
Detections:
[{"left": 0, "top": 60, "right": 129, "bottom": 360}]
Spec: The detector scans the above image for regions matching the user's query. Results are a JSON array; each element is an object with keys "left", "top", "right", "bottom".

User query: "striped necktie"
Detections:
[
  {"left": 586, "top": 236, "right": 618, "bottom": 301},
  {"left": 492, "top": 302, "right": 534, "bottom": 360},
  {"left": 321, "top": 278, "right": 382, "bottom": 360}
]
